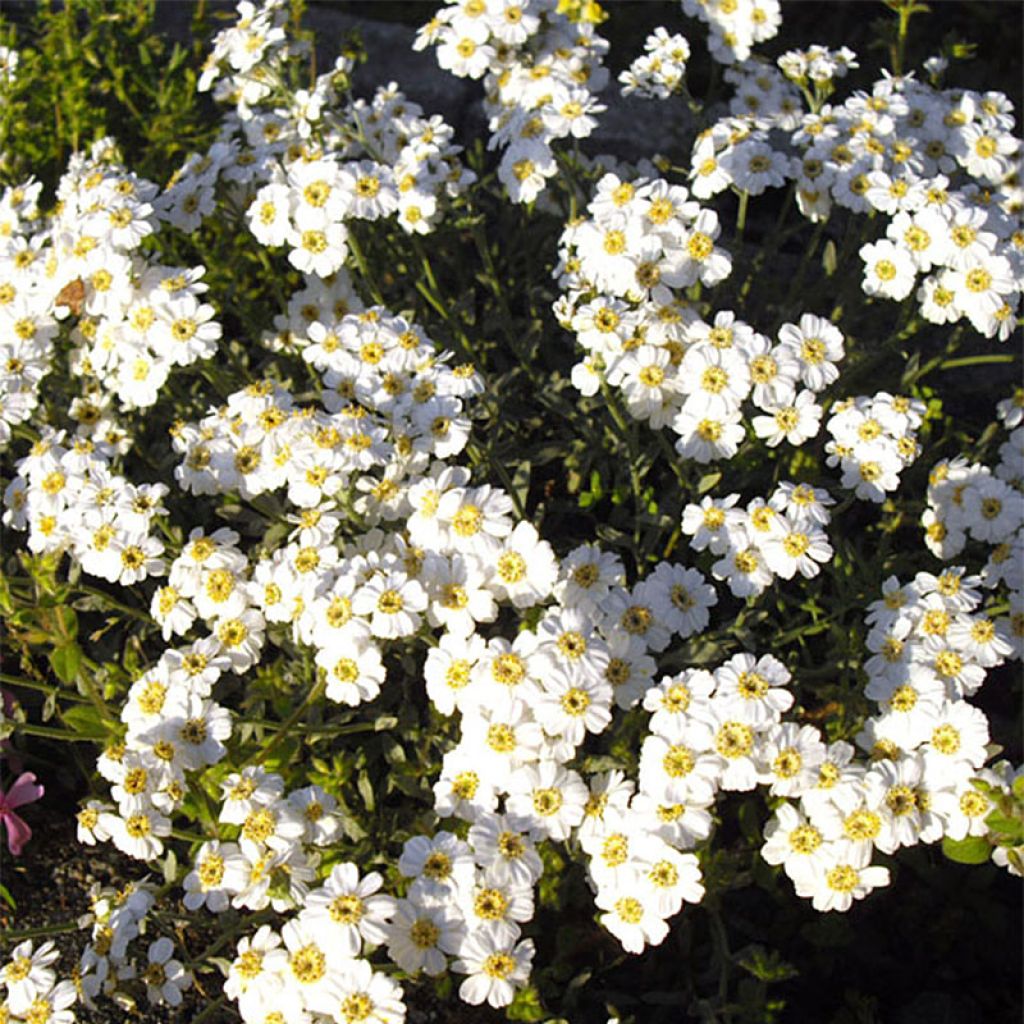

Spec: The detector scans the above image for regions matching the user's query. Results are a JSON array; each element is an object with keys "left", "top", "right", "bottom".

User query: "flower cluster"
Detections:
[
  {"left": 73, "top": 881, "right": 194, "bottom": 1012},
  {"left": 760, "top": 554, "right": 1021, "bottom": 910},
  {"left": 0, "top": 940, "right": 77, "bottom": 1024},
  {"left": 417, "top": 0, "right": 609, "bottom": 203},
  {"left": 165, "top": 0, "right": 474, "bottom": 261},
  {"left": 4, "top": 429, "right": 167, "bottom": 584},
  {"left": 824, "top": 391, "right": 925, "bottom": 503},
  {"left": 224, "top": 898, "right": 407, "bottom": 1023},
  {"left": 1, "top": 3, "right": 1021, "bottom": 1020},
  {"left": 923, "top": 418, "right": 1024, "bottom": 564},
  {"left": 682, "top": 481, "right": 835, "bottom": 599},
  {"left": 675, "top": 47, "right": 1022, "bottom": 336},
  {"left": 196, "top": 0, "right": 290, "bottom": 104},
  {"left": 554, "top": 175, "right": 870, "bottom": 465},
  {"left": 170, "top": 306, "right": 480, "bottom": 503},
  {"left": 619, "top": 28, "right": 691, "bottom": 100},
  {"left": 777, "top": 45, "right": 859, "bottom": 89},
  {"left": 0, "top": 135, "right": 221, "bottom": 433},
  {"left": 680, "top": 0, "right": 781, "bottom": 66}
]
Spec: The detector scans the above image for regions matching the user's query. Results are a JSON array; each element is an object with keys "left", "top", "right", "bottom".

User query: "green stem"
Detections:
[
  {"left": 250, "top": 674, "right": 326, "bottom": 766},
  {"left": 346, "top": 229, "right": 386, "bottom": 306},
  {"left": 170, "top": 827, "right": 210, "bottom": 843},
  {"left": 0, "top": 674, "right": 89, "bottom": 702},
  {"left": 190, "top": 993, "right": 233, "bottom": 1024},
  {"left": 467, "top": 441, "right": 527, "bottom": 520},
  {"left": 11, "top": 722, "right": 104, "bottom": 742},
  {"left": 0, "top": 920, "right": 83, "bottom": 943},
  {"left": 75, "top": 584, "right": 152, "bottom": 623},
  {"left": 781, "top": 219, "right": 827, "bottom": 314},
  {"left": 940, "top": 354, "right": 1016, "bottom": 370},
  {"left": 735, "top": 189, "right": 749, "bottom": 242},
  {"left": 244, "top": 719, "right": 380, "bottom": 738},
  {"left": 186, "top": 908, "right": 275, "bottom": 969},
  {"left": 893, "top": 2, "right": 913, "bottom": 75}
]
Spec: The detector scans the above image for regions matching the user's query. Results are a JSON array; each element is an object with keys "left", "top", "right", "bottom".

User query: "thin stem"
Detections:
[
  {"left": 735, "top": 189, "right": 749, "bottom": 242},
  {"left": 74, "top": 584, "right": 153, "bottom": 623},
  {"left": 940, "top": 354, "right": 1016, "bottom": 370},
  {"left": 170, "top": 827, "right": 210, "bottom": 843},
  {"left": 190, "top": 993, "right": 234, "bottom": 1024},
  {"left": 11, "top": 722, "right": 104, "bottom": 742},
  {"left": 346, "top": 229, "right": 386, "bottom": 306},
  {"left": 0, "top": 920, "right": 83, "bottom": 943},
  {"left": 0, "top": 674, "right": 89, "bottom": 702},
  {"left": 249, "top": 674, "right": 326, "bottom": 766},
  {"left": 186, "top": 908, "right": 275, "bottom": 969}
]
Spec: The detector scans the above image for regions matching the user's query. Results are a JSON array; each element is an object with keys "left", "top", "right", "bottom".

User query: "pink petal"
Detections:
[
  {"left": 4, "top": 772, "right": 44, "bottom": 810},
  {"left": 2, "top": 809, "right": 32, "bottom": 856}
]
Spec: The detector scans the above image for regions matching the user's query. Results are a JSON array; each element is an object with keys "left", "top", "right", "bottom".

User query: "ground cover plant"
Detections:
[{"left": 0, "top": 1, "right": 1021, "bottom": 1022}]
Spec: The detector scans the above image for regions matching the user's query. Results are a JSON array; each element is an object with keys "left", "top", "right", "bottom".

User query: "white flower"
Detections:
[
  {"left": 386, "top": 898, "right": 465, "bottom": 977},
  {"left": 802, "top": 840, "right": 891, "bottom": 912},
  {"left": 759, "top": 516, "right": 833, "bottom": 580},
  {"left": 489, "top": 521, "right": 558, "bottom": 608},
  {"left": 316, "top": 626, "right": 386, "bottom": 706},
  {"left": 762, "top": 803, "right": 833, "bottom": 887},
  {"left": 453, "top": 925, "right": 535, "bottom": 1008},
  {"left": 142, "top": 937, "right": 192, "bottom": 1008},
  {"left": 307, "top": 958, "right": 406, "bottom": 1024},
  {"left": 183, "top": 840, "right": 248, "bottom": 912},
  {"left": 2, "top": 940, "right": 59, "bottom": 1015},
  {"left": 776, "top": 314, "right": 845, "bottom": 392},
  {"left": 468, "top": 814, "right": 544, "bottom": 888},
  {"left": 352, "top": 569, "right": 428, "bottom": 639},
  {"left": 752, "top": 390, "right": 823, "bottom": 448},
  {"left": 506, "top": 762, "right": 589, "bottom": 841},
  {"left": 301, "top": 862, "right": 396, "bottom": 957},
  {"left": 859, "top": 238, "right": 917, "bottom": 301},
  {"left": 596, "top": 882, "right": 669, "bottom": 953},
  {"left": 399, "top": 832, "right": 476, "bottom": 904}
]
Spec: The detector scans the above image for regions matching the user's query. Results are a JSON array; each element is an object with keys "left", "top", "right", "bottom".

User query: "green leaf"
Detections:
[
  {"left": 61, "top": 704, "right": 108, "bottom": 740},
  {"left": 162, "top": 848, "right": 178, "bottom": 885},
  {"left": 0, "top": 882, "right": 15, "bottom": 911},
  {"left": 941, "top": 835, "right": 991, "bottom": 865},
  {"left": 984, "top": 813, "right": 1024, "bottom": 841},
  {"left": 506, "top": 984, "right": 546, "bottom": 1021},
  {"left": 698, "top": 472, "right": 721, "bottom": 495},
  {"left": 357, "top": 771, "right": 375, "bottom": 812},
  {"left": 822, "top": 239, "right": 838, "bottom": 276},
  {"left": 49, "top": 643, "right": 82, "bottom": 685}
]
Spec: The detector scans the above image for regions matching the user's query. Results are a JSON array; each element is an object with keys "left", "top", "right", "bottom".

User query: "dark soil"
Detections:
[
  {"left": 0, "top": 800, "right": 504, "bottom": 1024},
  {"left": 1, "top": 802, "right": 211, "bottom": 1023}
]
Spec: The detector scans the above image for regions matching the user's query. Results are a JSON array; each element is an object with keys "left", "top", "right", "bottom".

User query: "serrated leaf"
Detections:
[
  {"left": 941, "top": 835, "right": 991, "bottom": 864},
  {"left": 506, "top": 984, "right": 546, "bottom": 1021}
]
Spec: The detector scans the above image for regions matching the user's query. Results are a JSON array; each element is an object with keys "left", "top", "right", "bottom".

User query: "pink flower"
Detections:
[{"left": 0, "top": 772, "right": 44, "bottom": 855}]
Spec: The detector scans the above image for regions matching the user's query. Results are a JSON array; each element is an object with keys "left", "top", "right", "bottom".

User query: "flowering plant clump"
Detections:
[{"left": 0, "top": 1, "right": 1021, "bottom": 1022}]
